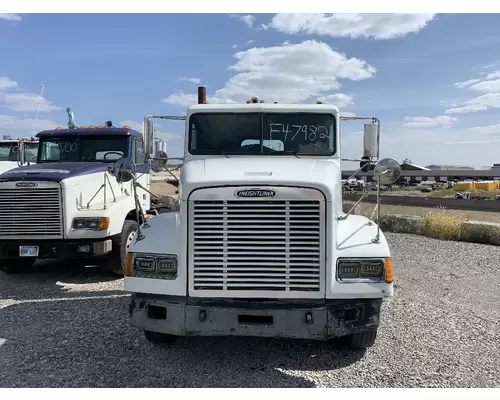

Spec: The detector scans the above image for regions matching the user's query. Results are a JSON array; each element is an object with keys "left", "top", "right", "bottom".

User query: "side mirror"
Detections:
[
  {"left": 363, "top": 123, "right": 379, "bottom": 159},
  {"left": 360, "top": 156, "right": 371, "bottom": 173},
  {"left": 374, "top": 158, "right": 402, "bottom": 185},
  {"left": 112, "top": 156, "right": 136, "bottom": 183},
  {"left": 151, "top": 150, "right": 168, "bottom": 173},
  {"left": 143, "top": 116, "right": 154, "bottom": 156}
]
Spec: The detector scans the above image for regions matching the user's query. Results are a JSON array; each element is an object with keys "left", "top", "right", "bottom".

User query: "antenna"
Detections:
[{"left": 32, "top": 81, "right": 45, "bottom": 135}]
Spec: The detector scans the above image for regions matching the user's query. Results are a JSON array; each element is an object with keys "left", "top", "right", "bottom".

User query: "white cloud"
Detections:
[
  {"left": 162, "top": 92, "right": 228, "bottom": 107},
  {"left": 163, "top": 40, "right": 375, "bottom": 106},
  {"left": 179, "top": 77, "right": 201, "bottom": 85},
  {"left": 446, "top": 92, "right": 500, "bottom": 114},
  {"left": 447, "top": 69, "right": 500, "bottom": 114},
  {"left": 0, "top": 14, "right": 21, "bottom": 21},
  {"left": 245, "top": 40, "right": 255, "bottom": 47},
  {"left": 0, "top": 76, "right": 19, "bottom": 90},
  {"left": 454, "top": 78, "right": 480, "bottom": 89},
  {"left": 0, "top": 114, "right": 61, "bottom": 137},
  {"left": 232, "top": 44, "right": 238, "bottom": 49},
  {"left": 340, "top": 112, "right": 356, "bottom": 118},
  {"left": 467, "top": 123, "right": 500, "bottom": 134},
  {"left": 1, "top": 92, "right": 61, "bottom": 112},
  {"left": 468, "top": 79, "right": 500, "bottom": 93},
  {"left": 240, "top": 15, "right": 255, "bottom": 28},
  {"left": 403, "top": 115, "right": 457, "bottom": 128},
  {"left": 120, "top": 120, "right": 143, "bottom": 132},
  {"left": 0, "top": 76, "right": 60, "bottom": 114},
  {"left": 318, "top": 93, "right": 353, "bottom": 108},
  {"left": 266, "top": 13, "right": 437, "bottom": 39}
]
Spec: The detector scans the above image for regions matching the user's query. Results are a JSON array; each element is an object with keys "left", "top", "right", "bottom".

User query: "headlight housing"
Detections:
[
  {"left": 336, "top": 258, "right": 393, "bottom": 283},
  {"left": 132, "top": 253, "right": 178, "bottom": 279},
  {"left": 72, "top": 217, "right": 110, "bottom": 231}
]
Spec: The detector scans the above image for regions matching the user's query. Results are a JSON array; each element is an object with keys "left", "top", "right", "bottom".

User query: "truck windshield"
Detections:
[
  {"left": 37, "top": 136, "right": 129, "bottom": 163},
  {"left": 0, "top": 141, "right": 38, "bottom": 162},
  {"left": 188, "top": 112, "right": 336, "bottom": 156}
]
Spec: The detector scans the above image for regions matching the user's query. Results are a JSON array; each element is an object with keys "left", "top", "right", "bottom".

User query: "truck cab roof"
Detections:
[
  {"left": 36, "top": 127, "right": 142, "bottom": 138},
  {"left": 188, "top": 103, "right": 340, "bottom": 114}
]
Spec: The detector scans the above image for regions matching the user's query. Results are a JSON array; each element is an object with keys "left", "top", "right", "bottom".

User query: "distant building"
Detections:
[
  {"left": 425, "top": 164, "right": 474, "bottom": 170},
  {"left": 343, "top": 162, "right": 500, "bottom": 183},
  {"left": 401, "top": 162, "right": 430, "bottom": 171}
]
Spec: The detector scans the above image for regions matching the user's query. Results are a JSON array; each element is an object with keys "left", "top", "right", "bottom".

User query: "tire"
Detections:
[
  {"left": 144, "top": 330, "right": 177, "bottom": 344},
  {"left": 342, "top": 328, "right": 378, "bottom": 350},
  {"left": 0, "top": 259, "right": 35, "bottom": 274},
  {"left": 102, "top": 219, "right": 139, "bottom": 276}
]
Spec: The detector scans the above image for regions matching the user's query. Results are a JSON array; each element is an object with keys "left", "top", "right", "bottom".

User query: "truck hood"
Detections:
[
  {"left": 0, "top": 162, "right": 109, "bottom": 183},
  {"left": 181, "top": 157, "right": 341, "bottom": 201},
  {"left": 0, "top": 161, "right": 20, "bottom": 176}
]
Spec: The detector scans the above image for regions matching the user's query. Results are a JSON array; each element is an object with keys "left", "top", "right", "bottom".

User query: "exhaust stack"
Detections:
[
  {"left": 198, "top": 86, "right": 207, "bottom": 104},
  {"left": 67, "top": 107, "right": 76, "bottom": 129}
]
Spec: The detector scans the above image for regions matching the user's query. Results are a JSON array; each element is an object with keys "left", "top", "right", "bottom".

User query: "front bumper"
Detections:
[
  {"left": 0, "top": 238, "right": 113, "bottom": 260},
  {"left": 129, "top": 295, "right": 382, "bottom": 340}
]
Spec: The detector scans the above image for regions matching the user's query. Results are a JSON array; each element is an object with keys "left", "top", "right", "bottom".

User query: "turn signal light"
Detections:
[
  {"left": 384, "top": 257, "right": 394, "bottom": 283},
  {"left": 124, "top": 253, "right": 133, "bottom": 276}
]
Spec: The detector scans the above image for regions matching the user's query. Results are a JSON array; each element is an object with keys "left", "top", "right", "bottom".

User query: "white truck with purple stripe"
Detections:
[
  {"left": 0, "top": 137, "right": 39, "bottom": 175},
  {"left": 110, "top": 87, "right": 402, "bottom": 349},
  {"left": 0, "top": 109, "right": 159, "bottom": 275}
]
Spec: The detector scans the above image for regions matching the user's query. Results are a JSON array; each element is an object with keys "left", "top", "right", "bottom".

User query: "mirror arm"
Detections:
[
  {"left": 371, "top": 175, "right": 382, "bottom": 243},
  {"left": 338, "top": 190, "right": 369, "bottom": 221},
  {"left": 135, "top": 181, "right": 162, "bottom": 201},
  {"left": 132, "top": 178, "right": 148, "bottom": 238}
]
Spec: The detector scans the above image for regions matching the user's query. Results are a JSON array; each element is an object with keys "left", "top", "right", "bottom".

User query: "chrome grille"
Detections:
[
  {"left": 0, "top": 186, "right": 62, "bottom": 238},
  {"left": 191, "top": 198, "right": 323, "bottom": 293}
]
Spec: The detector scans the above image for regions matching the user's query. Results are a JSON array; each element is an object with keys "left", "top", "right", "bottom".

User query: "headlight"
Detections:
[
  {"left": 72, "top": 217, "right": 110, "bottom": 231},
  {"left": 337, "top": 258, "right": 393, "bottom": 283},
  {"left": 133, "top": 254, "right": 178, "bottom": 278}
]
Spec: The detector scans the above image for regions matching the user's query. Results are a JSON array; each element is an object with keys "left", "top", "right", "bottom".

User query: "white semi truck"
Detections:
[
  {"left": 0, "top": 137, "right": 39, "bottom": 175},
  {"left": 110, "top": 88, "right": 401, "bottom": 349},
  {"left": 0, "top": 108, "right": 165, "bottom": 274}
]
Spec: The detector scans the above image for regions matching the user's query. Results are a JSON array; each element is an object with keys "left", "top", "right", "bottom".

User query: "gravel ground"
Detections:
[{"left": 0, "top": 233, "right": 499, "bottom": 388}]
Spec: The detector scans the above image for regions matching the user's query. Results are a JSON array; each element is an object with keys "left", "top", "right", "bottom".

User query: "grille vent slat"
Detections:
[
  {"left": 192, "top": 199, "right": 322, "bottom": 292},
  {"left": 0, "top": 187, "right": 62, "bottom": 237}
]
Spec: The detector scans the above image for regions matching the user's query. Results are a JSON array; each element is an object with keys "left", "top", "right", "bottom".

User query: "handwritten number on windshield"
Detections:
[
  {"left": 268, "top": 123, "right": 330, "bottom": 142},
  {"left": 60, "top": 143, "right": 78, "bottom": 153}
]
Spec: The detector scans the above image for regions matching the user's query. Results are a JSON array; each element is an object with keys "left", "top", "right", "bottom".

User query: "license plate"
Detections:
[{"left": 19, "top": 246, "right": 39, "bottom": 257}]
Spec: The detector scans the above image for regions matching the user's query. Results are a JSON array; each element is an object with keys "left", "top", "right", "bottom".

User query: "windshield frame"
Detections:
[
  {"left": 187, "top": 112, "right": 337, "bottom": 157},
  {"left": 37, "top": 135, "right": 131, "bottom": 164}
]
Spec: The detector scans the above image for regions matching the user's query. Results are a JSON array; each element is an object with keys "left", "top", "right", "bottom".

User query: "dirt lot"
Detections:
[
  {"left": 151, "top": 181, "right": 178, "bottom": 198},
  {"left": 1, "top": 234, "right": 499, "bottom": 387},
  {"left": 348, "top": 202, "right": 500, "bottom": 223}
]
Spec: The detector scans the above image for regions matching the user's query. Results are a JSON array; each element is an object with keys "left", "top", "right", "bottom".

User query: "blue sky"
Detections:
[{"left": 1, "top": 13, "right": 500, "bottom": 167}]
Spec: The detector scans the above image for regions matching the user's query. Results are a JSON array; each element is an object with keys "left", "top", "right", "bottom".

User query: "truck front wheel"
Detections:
[
  {"left": 342, "top": 328, "right": 378, "bottom": 349},
  {"left": 0, "top": 259, "right": 35, "bottom": 274},
  {"left": 102, "top": 219, "right": 138, "bottom": 276},
  {"left": 144, "top": 330, "right": 177, "bottom": 344}
]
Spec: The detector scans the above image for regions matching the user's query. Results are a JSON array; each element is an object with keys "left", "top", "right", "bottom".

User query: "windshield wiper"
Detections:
[
  {"left": 282, "top": 149, "right": 300, "bottom": 159},
  {"left": 195, "top": 146, "right": 229, "bottom": 158}
]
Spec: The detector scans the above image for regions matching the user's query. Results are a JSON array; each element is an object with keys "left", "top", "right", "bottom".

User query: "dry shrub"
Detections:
[
  {"left": 470, "top": 190, "right": 491, "bottom": 200},
  {"left": 420, "top": 210, "right": 464, "bottom": 240}
]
